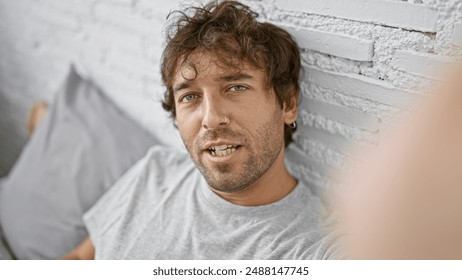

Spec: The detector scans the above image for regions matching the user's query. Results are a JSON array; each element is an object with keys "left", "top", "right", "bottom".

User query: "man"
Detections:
[{"left": 64, "top": 0, "right": 333, "bottom": 259}]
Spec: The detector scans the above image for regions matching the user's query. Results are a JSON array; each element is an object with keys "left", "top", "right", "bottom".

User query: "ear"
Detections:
[{"left": 282, "top": 94, "right": 298, "bottom": 125}]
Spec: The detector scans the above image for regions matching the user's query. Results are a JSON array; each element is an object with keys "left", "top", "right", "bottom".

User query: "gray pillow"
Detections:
[
  {"left": 0, "top": 179, "right": 13, "bottom": 260},
  {"left": 0, "top": 66, "right": 158, "bottom": 259},
  {"left": 0, "top": 236, "right": 13, "bottom": 260}
]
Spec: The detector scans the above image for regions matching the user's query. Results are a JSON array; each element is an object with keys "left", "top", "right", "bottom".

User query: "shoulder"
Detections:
[
  {"left": 143, "top": 145, "right": 192, "bottom": 172},
  {"left": 85, "top": 145, "right": 193, "bottom": 219},
  {"left": 146, "top": 146, "right": 194, "bottom": 172},
  {"left": 295, "top": 182, "right": 344, "bottom": 259},
  {"left": 282, "top": 180, "right": 342, "bottom": 259},
  {"left": 83, "top": 145, "right": 196, "bottom": 258}
]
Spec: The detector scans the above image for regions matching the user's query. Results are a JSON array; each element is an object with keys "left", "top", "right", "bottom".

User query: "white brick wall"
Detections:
[
  {"left": 0, "top": 0, "right": 182, "bottom": 176},
  {"left": 452, "top": 22, "right": 462, "bottom": 46},
  {"left": 281, "top": 25, "right": 374, "bottom": 61},
  {"left": 304, "top": 67, "right": 415, "bottom": 107},
  {"left": 270, "top": 0, "right": 462, "bottom": 188},
  {"left": 391, "top": 50, "right": 452, "bottom": 79},
  {"left": 0, "top": 0, "right": 461, "bottom": 189},
  {"left": 274, "top": 0, "right": 439, "bottom": 32}
]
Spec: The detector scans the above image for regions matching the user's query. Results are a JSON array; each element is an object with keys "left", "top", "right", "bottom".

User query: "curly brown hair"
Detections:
[{"left": 161, "top": 0, "right": 301, "bottom": 147}]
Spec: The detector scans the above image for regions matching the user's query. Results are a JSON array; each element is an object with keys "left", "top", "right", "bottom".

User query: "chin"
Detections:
[{"left": 208, "top": 180, "right": 250, "bottom": 193}]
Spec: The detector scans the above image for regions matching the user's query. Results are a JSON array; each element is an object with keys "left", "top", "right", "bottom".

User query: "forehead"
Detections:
[{"left": 172, "top": 52, "right": 265, "bottom": 87}]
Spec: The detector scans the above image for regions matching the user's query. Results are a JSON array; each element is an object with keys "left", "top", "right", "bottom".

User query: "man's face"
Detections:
[{"left": 173, "top": 52, "right": 292, "bottom": 193}]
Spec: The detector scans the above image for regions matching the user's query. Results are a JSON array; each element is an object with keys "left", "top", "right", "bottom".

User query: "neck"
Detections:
[{"left": 212, "top": 146, "right": 297, "bottom": 206}]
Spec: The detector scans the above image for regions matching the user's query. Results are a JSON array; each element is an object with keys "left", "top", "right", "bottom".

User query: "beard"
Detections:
[{"left": 184, "top": 110, "right": 284, "bottom": 193}]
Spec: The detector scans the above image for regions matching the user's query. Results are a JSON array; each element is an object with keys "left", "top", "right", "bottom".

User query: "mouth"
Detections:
[{"left": 207, "top": 145, "right": 241, "bottom": 157}]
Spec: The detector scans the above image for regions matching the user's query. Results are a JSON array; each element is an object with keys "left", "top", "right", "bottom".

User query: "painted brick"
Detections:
[
  {"left": 0, "top": 6, "right": 53, "bottom": 47},
  {"left": 300, "top": 109, "right": 376, "bottom": 144},
  {"left": 281, "top": 25, "right": 374, "bottom": 61},
  {"left": 39, "top": 0, "right": 93, "bottom": 18},
  {"left": 82, "top": 25, "right": 145, "bottom": 59},
  {"left": 304, "top": 66, "right": 414, "bottom": 107},
  {"left": 287, "top": 143, "right": 326, "bottom": 169},
  {"left": 93, "top": 3, "right": 155, "bottom": 35},
  {"left": 291, "top": 165, "right": 327, "bottom": 190},
  {"left": 94, "top": 66, "right": 146, "bottom": 93},
  {"left": 296, "top": 125, "right": 350, "bottom": 149},
  {"left": 452, "top": 22, "right": 462, "bottom": 46},
  {"left": 29, "top": 5, "right": 81, "bottom": 32},
  {"left": 391, "top": 50, "right": 452, "bottom": 79},
  {"left": 274, "top": 0, "right": 438, "bottom": 32},
  {"left": 0, "top": 48, "right": 64, "bottom": 79},
  {"left": 0, "top": 31, "right": 38, "bottom": 55},
  {"left": 302, "top": 82, "right": 396, "bottom": 120},
  {"left": 286, "top": 143, "right": 340, "bottom": 183},
  {"left": 296, "top": 135, "right": 351, "bottom": 169},
  {"left": 135, "top": 0, "right": 182, "bottom": 19},
  {"left": 38, "top": 39, "right": 82, "bottom": 61},
  {"left": 97, "top": 0, "right": 135, "bottom": 6},
  {"left": 105, "top": 55, "right": 156, "bottom": 82},
  {"left": 296, "top": 126, "right": 370, "bottom": 160},
  {"left": 141, "top": 36, "right": 166, "bottom": 64},
  {"left": 301, "top": 97, "right": 379, "bottom": 131},
  {"left": 286, "top": 144, "right": 332, "bottom": 190}
]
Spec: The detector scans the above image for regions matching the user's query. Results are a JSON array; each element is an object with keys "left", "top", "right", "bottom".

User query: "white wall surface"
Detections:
[{"left": 0, "top": 0, "right": 461, "bottom": 190}]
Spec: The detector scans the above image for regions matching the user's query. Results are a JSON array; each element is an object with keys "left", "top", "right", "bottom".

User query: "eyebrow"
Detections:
[
  {"left": 173, "top": 82, "right": 192, "bottom": 95},
  {"left": 217, "top": 73, "right": 255, "bottom": 82},
  {"left": 172, "top": 73, "right": 255, "bottom": 96}
]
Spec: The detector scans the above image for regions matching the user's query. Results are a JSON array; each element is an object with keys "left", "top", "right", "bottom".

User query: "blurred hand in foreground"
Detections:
[{"left": 334, "top": 64, "right": 462, "bottom": 259}]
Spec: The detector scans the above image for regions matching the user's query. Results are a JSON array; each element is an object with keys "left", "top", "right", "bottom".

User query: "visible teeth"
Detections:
[{"left": 209, "top": 146, "right": 237, "bottom": 157}]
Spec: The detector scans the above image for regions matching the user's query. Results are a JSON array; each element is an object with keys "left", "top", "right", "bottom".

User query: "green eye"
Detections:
[
  {"left": 180, "top": 94, "right": 197, "bottom": 103},
  {"left": 229, "top": 85, "right": 247, "bottom": 92}
]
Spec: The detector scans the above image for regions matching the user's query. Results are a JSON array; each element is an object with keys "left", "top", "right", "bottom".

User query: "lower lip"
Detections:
[{"left": 204, "top": 147, "right": 241, "bottom": 163}]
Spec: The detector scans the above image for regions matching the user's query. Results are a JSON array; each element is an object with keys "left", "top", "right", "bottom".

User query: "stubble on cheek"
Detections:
[{"left": 189, "top": 110, "right": 284, "bottom": 193}]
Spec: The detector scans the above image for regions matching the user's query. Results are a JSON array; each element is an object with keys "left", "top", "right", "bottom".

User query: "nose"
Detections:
[{"left": 201, "top": 93, "right": 230, "bottom": 130}]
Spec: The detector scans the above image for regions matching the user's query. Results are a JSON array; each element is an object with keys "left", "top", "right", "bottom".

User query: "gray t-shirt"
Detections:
[{"left": 84, "top": 146, "right": 336, "bottom": 259}]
